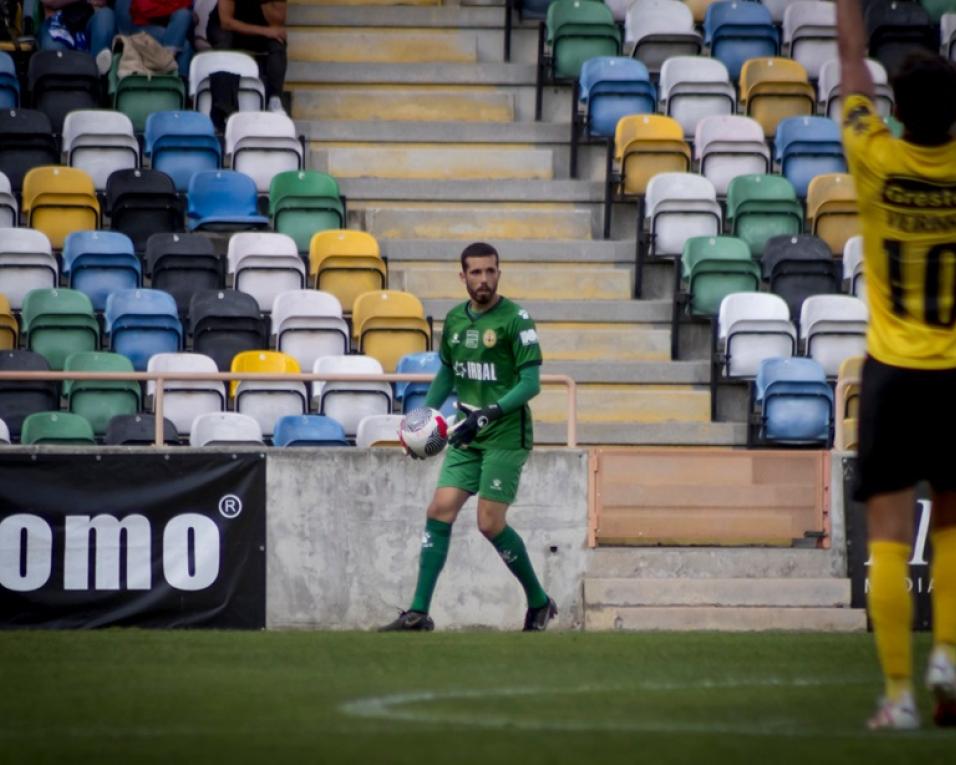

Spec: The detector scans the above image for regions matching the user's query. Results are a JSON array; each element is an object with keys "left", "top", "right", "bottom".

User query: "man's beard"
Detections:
[{"left": 468, "top": 285, "right": 496, "bottom": 305}]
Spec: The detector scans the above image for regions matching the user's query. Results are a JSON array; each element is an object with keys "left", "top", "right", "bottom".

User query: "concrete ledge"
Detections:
[
  {"left": 535, "top": 421, "right": 746, "bottom": 446},
  {"left": 300, "top": 120, "right": 571, "bottom": 144},
  {"left": 382, "top": 238, "right": 635, "bottom": 262},
  {"left": 287, "top": 29, "right": 479, "bottom": 63},
  {"left": 585, "top": 605, "right": 867, "bottom": 632},
  {"left": 321, "top": 148, "right": 555, "bottom": 181},
  {"left": 289, "top": 4, "right": 507, "bottom": 26},
  {"left": 361, "top": 207, "right": 593, "bottom": 240},
  {"left": 542, "top": 360, "right": 710, "bottom": 384},
  {"left": 288, "top": 61, "right": 537, "bottom": 85},
  {"left": 587, "top": 547, "right": 843, "bottom": 579},
  {"left": 424, "top": 298, "right": 668, "bottom": 322},
  {"left": 585, "top": 578, "right": 852, "bottom": 608},
  {"left": 292, "top": 90, "right": 515, "bottom": 122},
  {"left": 337, "top": 178, "right": 603, "bottom": 202}
]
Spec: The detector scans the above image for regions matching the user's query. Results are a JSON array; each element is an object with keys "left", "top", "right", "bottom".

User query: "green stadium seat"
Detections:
[
  {"left": 726, "top": 174, "right": 804, "bottom": 258},
  {"left": 21, "top": 288, "right": 100, "bottom": 371},
  {"left": 547, "top": 0, "right": 621, "bottom": 80},
  {"left": 269, "top": 170, "right": 346, "bottom": 254},
  {"left": 114, "top": 74, "right": 186, "bottom": 134},
  {"left": 63, "top": 351, "right": 142, "bottom": 437},
  {"left": 21, "top": 411, "right": 96, "bottom": 445}
]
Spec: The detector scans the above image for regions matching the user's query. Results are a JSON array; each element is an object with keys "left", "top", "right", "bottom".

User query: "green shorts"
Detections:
[{"left": 436, "top": 446, "right": 529, "bottom": 505}]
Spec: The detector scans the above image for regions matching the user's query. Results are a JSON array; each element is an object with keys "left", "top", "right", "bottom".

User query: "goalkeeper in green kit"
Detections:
[{"left": 380, "top": 242, "right": 557, "bottom": 632}]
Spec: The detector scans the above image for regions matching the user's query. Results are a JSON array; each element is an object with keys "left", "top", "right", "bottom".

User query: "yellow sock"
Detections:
[
  {"left": 931, "top": 527, "right": 956, "bottom": 649},
  {"left": 868, "top": 540, "right": 914, "bottom": 700}
]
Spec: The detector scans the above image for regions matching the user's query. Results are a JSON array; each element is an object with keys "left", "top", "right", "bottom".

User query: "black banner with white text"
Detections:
[{"left": 0, "top": 453, "right": 266, "bottom": 628}]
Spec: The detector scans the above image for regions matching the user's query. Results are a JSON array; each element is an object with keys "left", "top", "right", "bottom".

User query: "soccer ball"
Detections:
[{"left": 399, "top": 407, "right": 449, "bottom": 458}]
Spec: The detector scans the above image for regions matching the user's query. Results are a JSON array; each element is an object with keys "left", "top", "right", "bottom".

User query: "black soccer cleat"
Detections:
[
  {"left": 523, "top": 597, "right": 557, "bottom": 632},
  {"left": 379, "top": 610, "right": 435, "bottom": 632}
]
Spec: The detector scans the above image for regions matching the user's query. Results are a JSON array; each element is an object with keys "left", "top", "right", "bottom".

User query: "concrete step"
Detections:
[
  {"left": 426, "top": 299, "right": 670, "bottom": 323},
  {"left": 292, "top": 88, "right": 514, "bottom": 122},
  {"left": 316, "top": 146, "right": 554, "bottom": 181},
  {"left": 289, "top": 0, "right": 442, "bottom": 6},
  {"left": 542, "top": 360, "right": 710, "bottom": 384},
  {"left": 585, "top": 605, "right": 867, "bottom": 632},
  {"left": 287, "top": 29, "right": 479, "bottom": 63},
  {"left": 289, "top": 4, "right": 506, "bottom": 26},
  {"left": 394, "top": 261, "right": 632, "bottom": 300},
  {"left": 587, "top": 547, "right": 840, "bottom": 579},
  {"left": 533, "top": 384, "right": 710, "bottom": 424},
  {"left": 287, "top": 61, "right": 536, "bottom": 85},
  {"left": 585, "top": 578, "right": 851, "bottom": 608},
  {"left": 357, "top": 205, "right": 593, "bottom": 240},
  {"left": 535, "top": 421, "right": 746, "bottom": 446},
  {"left": 382, "top": 238, "right": 634, "bottom": 263},
  {"left": 496, "top": 322, "right": 669, "bottom": 361},
  {"left": 300, "top": 119, "right": 570, "bottom": 144}
]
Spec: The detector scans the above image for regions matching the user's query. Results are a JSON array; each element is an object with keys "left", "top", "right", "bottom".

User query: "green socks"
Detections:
[
  {"left": 491, "top": 525, "right": 549, "bottom": 609},
  {"left": 409, "top": 518, "right": 452, "bottom": 614}
]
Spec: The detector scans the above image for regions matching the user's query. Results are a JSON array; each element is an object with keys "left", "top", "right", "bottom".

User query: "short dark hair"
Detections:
[
  {"left": 892, "top": 51, "right": 956, "bottom": 146},
  {"left": 460, "top": 242, "right": 499, "bottom": 271}
]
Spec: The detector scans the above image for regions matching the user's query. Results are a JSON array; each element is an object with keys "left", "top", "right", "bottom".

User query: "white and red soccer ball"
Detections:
[{"left": 398, "top": 407, "right": 449, "bottom": 458}]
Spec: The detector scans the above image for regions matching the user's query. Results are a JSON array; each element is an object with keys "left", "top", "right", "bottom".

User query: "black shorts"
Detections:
[{"left": 853, "top": 355, "right": 956, "bottom": 502}]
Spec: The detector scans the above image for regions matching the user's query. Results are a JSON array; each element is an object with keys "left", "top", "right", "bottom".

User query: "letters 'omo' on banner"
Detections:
[{"left": 0, "top": 453, "right": 266, "bottom": 629}]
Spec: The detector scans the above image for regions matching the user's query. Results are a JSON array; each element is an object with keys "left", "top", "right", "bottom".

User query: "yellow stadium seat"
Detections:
[
  {"left": 229, "top": 349, "right": 301, "bottom": 398},
  {"left": 739, "top": 58, "right": 816, "bottom": 137},
  {"left": 309, "top": 230, "right": 387, "bottom": 313},
  {"left": 834, "top": 354, "right": 863, "bottom": 451},
  {"left": 807, "top": 173, "right": 860, "bottom": 255},
  {"left": 352, "top": 290, "right": 431, "bottom": 373},
  {"left": 0, "top": 294, "right": 17, "bottom": 349},
  {"left": 21, "top": 166, "right": 100, "bottom": 250}
]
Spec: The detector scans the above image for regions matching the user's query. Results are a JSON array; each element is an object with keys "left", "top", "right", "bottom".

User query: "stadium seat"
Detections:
[
  {"left": 0, "top": 295, "right": 16, "bottom": 349},
  {"left": 864, "top": 0, "right": 937, "bottom": 76},
  {"left": 717, "top": 292, "right": 797, "bottom": 378},
  {"left": 806, "top": 173, "right": 860, "bottom": 255},
  {"left": 395, "top": 351, "right": 457, "bottom": 416},
  {"left": 774, "top": 116, "right": 847, "bottom": 198},
  {"left": 272, "top": 414, "right": 349, "bottom": 447},
  {"left": 104, "top": 413, "right": 179, "bottom": 445},
  {"left": 703, "top": 1, "right": 779, "bottom": 80},
  {"left": 605, "top": 114, "right": 691, "bottom": 237},
  {"left": 659, "top": 56, "right": 736, "bottom": 139},
  {"left": 147, "top": 352, "right": 226, "bottom": 437},
  {"left": 0, "top": 227, "right": 58, "bottom": 310},
  {"left": 0, "top": 417, "right": 8, "bottom": 444},
  {"left": 843, "top": 234, "right": 864, "bottom": 298},
  {"left": 799, "top": 294, "right": 868, "bottom": 377},
  {"left": 0, "top": 170, "right": 16, "bottom": 227},
  {"left": 114, "top": 72, "right": 187, "bottom": 134},
  {"left": 144, "top": 111, "right": 222, "bottom": 193},
  {"left": 271, "top": 290, "right": 350, "bottom": 372},
  {"left": 572, "top": 57, "right": 656, "bottom": 177},
  {"left": 738, "top": 57, "right": 816, "bottom": 138},
  {"left": 61, "top": 110, "right": 140, "bottom": 192},
  {"left": 62, "top": 231, "right": 141, "bottom": 312},
  {"left": 545, "top": 0, "right": 621, "bottom": 81},
  {"left": 817, "top": 57, "right": 894, "bottom": 120},
  {"left": 752, "top": 356, "right": 833, "bottom": 446},
  {"left": 308, "top": 230, "right": 386, "bottom": 312},
  {"left": 105, "top": 288, "right": 183, "bottom": 371},
  {"left": 761, "top": 234, "right": 842, "bottom": 319},
  {"left": 624, "top": 0, "right": 702, "bottom": 75},
  {"left": 0, "top": 109, "right": 59, "bottom": 193},
  {"left": 269, "top": 170, "right": 347, "bottom": 254},
  {"left": 63, "top": 351, "right": 142, "bottom": 437},
  {"left": 189, "top": 51, "right": 266, "bottom": 115},
  {"left": 312, "top": 355, "right": 393, "bottom": 439},
  {"left": 834, "top": 354, "right": 863, "bottom": 451},
  {"left": 21, "top": 288, "right": 99, "bottom": 370},
  {"left": 943, "top": 13, "right": 956, "bottom": 61},
  {"left": 187, "top": 170, "right": 270, "bottom": 233},
  {"left": 0, "top": 51, "right": 18, "bottom": 108},
  {"left": 694, "top": 114, "right": 771, "bottom": 196},
  {"left": 27, "top": 50, "right": 100, "bottom": 133},
  {"left": 685, "top": 0, "right": 720, "bottom": 23},
  {"left": 355, "top": 413, "right": 404, "bottom": 448},
  {"left": 188, "top": 289, "right": 268, "bottom": 371},
  {"left": 145, "top": 233, "right": 225, "bottom": 318},
  {"left": 0, "top": 350, "right": 59, "bottom": 441},
  {"left": 189, "top": 411, "right": 264, "bottom": 446},
  {"left": 106, "top": 169, "right": 183, "bottom": 253},
  {"left": 227, "top": 232, "right": 306, "bottom": 312},
  {"left": 230, "top": 350, "right": 307, "bottom": 440},
  {"left": 225, "top": 111, "right": 304, "bottom": 194},
  {"left": 21, "top": 411, "right": 96, "bottom": 445},
  {"left": 782, "top": 1, "right": 838, "bottom": 79},
  {"left": 352, "top": 290, "right": 431, "bottom": 373},
  {"left": 21, "top": 166, "right": 101, "bottom": 250},
  {"left": 726, "top": 174, "right": 804, "bottom": 257}
]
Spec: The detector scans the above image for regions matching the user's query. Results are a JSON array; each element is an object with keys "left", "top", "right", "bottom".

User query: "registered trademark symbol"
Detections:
[{"left": 219, "top": 495, "right": 242, "bottom": 519}]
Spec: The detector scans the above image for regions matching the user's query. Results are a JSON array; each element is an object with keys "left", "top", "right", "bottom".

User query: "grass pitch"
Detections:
[{"left": 1, "top": 631, "right": 952, "bottom": 764}]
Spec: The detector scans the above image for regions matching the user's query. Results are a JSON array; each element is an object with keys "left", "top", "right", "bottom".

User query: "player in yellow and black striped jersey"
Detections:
[{"left": 837, "top": 0, "right": 956, "bottom": 730}]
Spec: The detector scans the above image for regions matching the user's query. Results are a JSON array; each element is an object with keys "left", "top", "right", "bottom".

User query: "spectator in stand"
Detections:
[
  {"left": 114, "top": 0, "right": 195, "bottom": 77},
  {"left": 206, "top": 0, "right": 287, "bottom": 113},
  {"left": 38, "top": 0, "right": 116, "bottom": 74}
]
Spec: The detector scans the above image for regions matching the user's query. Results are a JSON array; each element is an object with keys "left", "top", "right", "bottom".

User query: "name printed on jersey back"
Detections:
[{"left": 883, "top": 178, "right": 956, "bottom": 234}]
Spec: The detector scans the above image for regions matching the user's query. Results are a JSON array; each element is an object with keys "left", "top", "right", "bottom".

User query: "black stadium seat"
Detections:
[
  {"left": 188, "top": 289, "right": 268, "bottom": 371},
  {"left": 145, "top": 233, "right": 225, "bottom": 319},
  {"left": 0, "top": 108, "right": 59, "bottom": 192},
  {"left": 27, "top": 49, "right": 101, "bottom": 134},
  {"left": 762, "top": 234, "right": 842, "bottom": 322},
  {"left": 0, "top": 349, "right": 60, "bottom": 441},
  {"left": 864, "top": 0, "right": 937, "bottom": 76},
  {"left": 104, "top": 413, "right": 180, "bottom": 445},
  {"left": 107, "top": 169, "right": 183, "bottom": 252}
]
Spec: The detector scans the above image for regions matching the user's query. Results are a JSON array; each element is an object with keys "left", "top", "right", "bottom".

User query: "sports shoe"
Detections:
[
  {"left": 95, "top": 49, "right": 112, "bottom": 76},
  {"left": 866, "top": 692, "right": 920, "bottom": 730},
  {"left": 378, "top": 610, "right": 434, "bottom": 632},
  {"left": 925, "top": 645, "right": 956, "bottom": 727},
  {"left": 523, "top": 597, "right": 557, "bottom": 632}
]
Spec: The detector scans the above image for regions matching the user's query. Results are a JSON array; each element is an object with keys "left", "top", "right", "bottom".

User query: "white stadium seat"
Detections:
[
  {"left": 800, "top": 294, "right": 869, "bottom": 377},
  {"left": 61, "top": 109, "right": 139, "bottom": 192},
  {"left": 694, "top": 115, "right": 771, "bottom": 196},
  {"left": 783, "top": 1, "right": 838, "bottom": 80},
  {"left": 312, "top": 355, "right": 392, "bottom": 439},
  {"left": 189, "top": 411, "right": 264, "bottom": 446},
  {"left": 225, "top": 111, "right": 303, "bottom": 194},
  {"left": 355, "top": 414, "right": 404, "bottom": 448},
  {"left": 718, "top": 292, "right": 797, "bottom": 378},
  {"left": 0, "top": 227, "right": 58, "bottom": 310},
  {"left": 644, "top": 172, "right": 722, "bottom": 258},
  {"left": 227, "top": 232, "right": 307, "bottom": 313},
  {"left": 625, "top": 0, "right": 702, "bottom": 74},
  {"left": 0, "top": 171, "right": 17, "bottom": 227},
  {"left": 189, "top": 51, "right": 266, "bottom": 115},
  {"left": 818, "top": 58, "right": 894, "bottom": 120},
  {"left": 271, "top": 290, "right": 350, "bottom": 371},
  {"left": 842, "top": 235, "right": 864, "bottom": 298},
  {"left": 659, "top": 55, "right": 736, "bottom": 139},
  {"left": 147, "top": 352, "right": 226, "bottom": 437}
]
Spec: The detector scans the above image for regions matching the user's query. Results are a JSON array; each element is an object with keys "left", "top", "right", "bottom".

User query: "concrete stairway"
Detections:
[{"left": 285, "top": 0, "right": 740, "bottom": 445}]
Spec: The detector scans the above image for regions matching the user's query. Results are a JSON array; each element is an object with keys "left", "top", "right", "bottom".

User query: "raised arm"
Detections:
[{"left": 836, "top": 0, "right": 875, "bottom": 100}]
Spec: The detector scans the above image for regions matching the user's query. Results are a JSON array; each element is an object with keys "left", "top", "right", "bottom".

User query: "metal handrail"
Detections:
[{"left": 0, "top": 371, "right": 578, "bottom": 448}]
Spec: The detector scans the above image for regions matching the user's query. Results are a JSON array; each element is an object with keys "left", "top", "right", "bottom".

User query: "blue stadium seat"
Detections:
[
  {"left": 394, "top": 351, "right": 457, "bottom": 416},
  {"left": 703, "top": 1, "right": 779, "bottom": 80},
  {"left": 273, "top": 414, "right": 349, "bottom": 446},
  {"left": 144, "top": 111, "right": 222, "bottom": 192},
  {"left": 579, "top": 57, "right": 656, "bottom": 138},
  {"left": 187, "top": 170, "right": 270, "bottom": 232},
  {"left": 0, "top": 52, "right": 19, "bottom": 108},
  {"left": 754, "top": 356, "right": 833, "bottom": 445},
  {"left": 62, "top": 231, "right": 142, "bottom": 313},
  {"left": 774, "top": 116, "right": 846, "bottom": 198},
  {"left": 105, "top": 288, "right": 183, "bottom": 371}
]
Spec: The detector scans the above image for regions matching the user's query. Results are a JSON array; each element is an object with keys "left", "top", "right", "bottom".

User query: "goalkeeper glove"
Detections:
[{"left": 449, "top": 402, "right": 502, "bottom": 447}]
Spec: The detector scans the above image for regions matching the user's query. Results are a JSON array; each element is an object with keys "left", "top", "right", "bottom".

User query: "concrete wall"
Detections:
[{"left": 266, "top": 448, "right": 591, "bottom": 630}]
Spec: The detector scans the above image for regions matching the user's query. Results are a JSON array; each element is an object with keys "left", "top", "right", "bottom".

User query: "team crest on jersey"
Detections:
[
  {"left": 465, "top": 330, "right": 480, "bottom": 349},
  {"left": 483, "top": 329, "right": 497, "bottom": 348},
  {"left": 449, "top": 332, "right": 460, "bottom": 346}
]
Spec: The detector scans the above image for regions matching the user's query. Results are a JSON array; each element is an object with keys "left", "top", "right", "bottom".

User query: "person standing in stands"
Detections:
[
  {"left": 114, "top": 0, "right": 195, "bottom": 77},
  {"left": 38, "top": 0, "right": 116, "bottom": 74},
  {"left": 836, "top": 0, "right": 956, "bottom": 731},
  {"left": 206, "top": 0, "right": 286, "bottom": 114}
]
